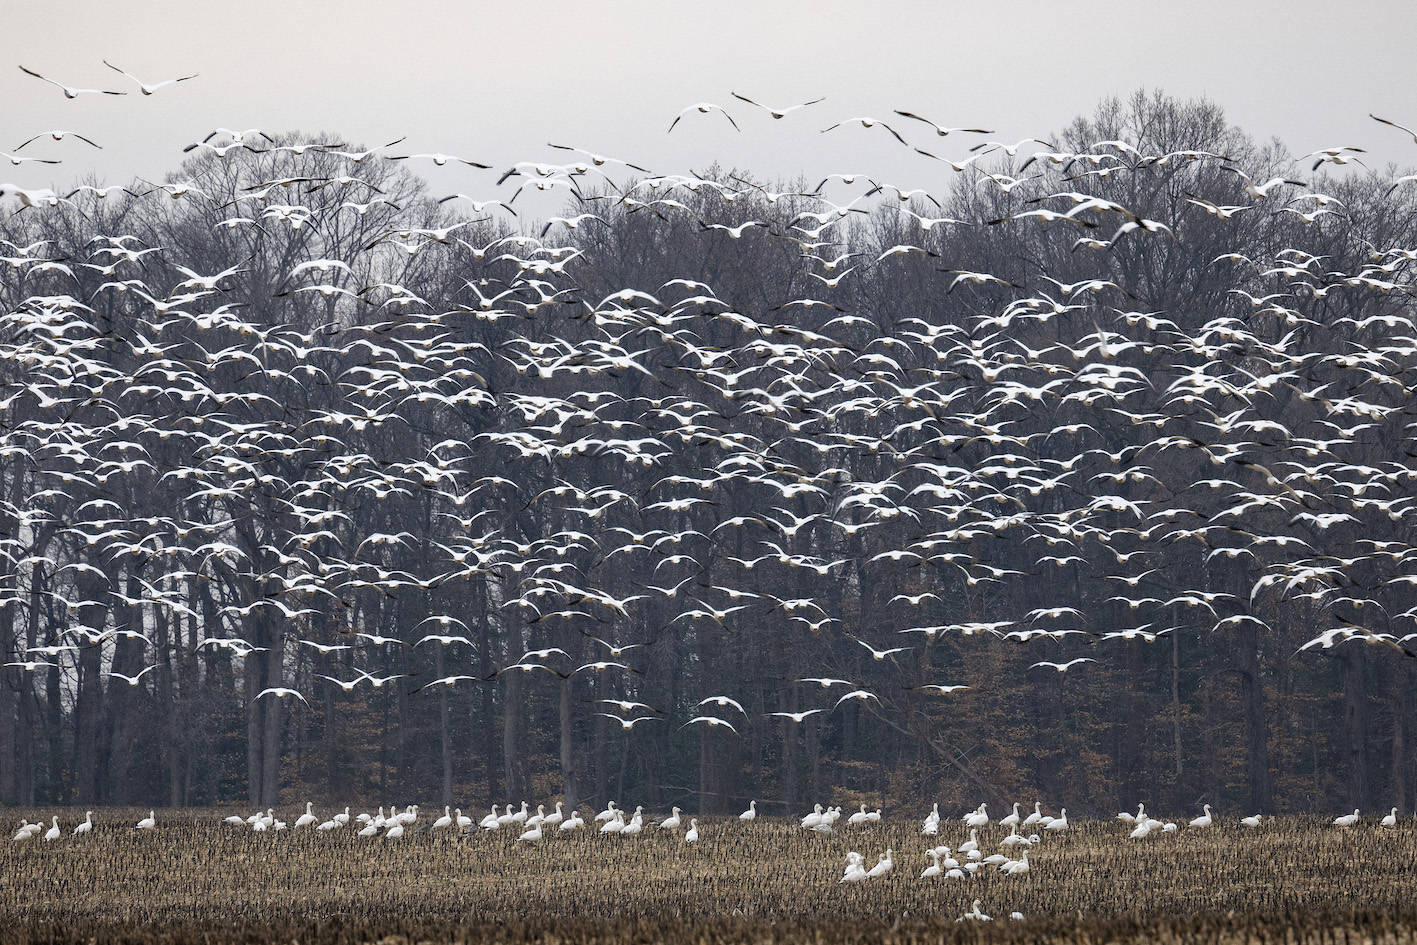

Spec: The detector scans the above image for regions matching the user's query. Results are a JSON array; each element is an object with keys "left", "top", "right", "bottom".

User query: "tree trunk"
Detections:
[
  {"left": 1395, "top": 661, "right": 1408, "bottom": 813},
  {"left": 559, "top": 675, "right": 577, "bottom": 810},
  {"left": 1238, "top": 622, "right": 1273, "bottom": 812},
  {"left": 260, "top": 618, "right": 284, "bottom": 805},
  {"left": 1343, "top": 643, "right": 1367, "bottom": 810}
]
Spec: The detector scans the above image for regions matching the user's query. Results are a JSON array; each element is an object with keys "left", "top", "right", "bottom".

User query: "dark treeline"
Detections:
[{"left": 2, "top": 90, "right": 1416, "bottom": 818}]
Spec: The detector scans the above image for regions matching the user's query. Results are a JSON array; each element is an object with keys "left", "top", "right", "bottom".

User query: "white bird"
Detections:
[
  {"left": 1000, "top": 803, "right": 1021, "bottom": 827},
  {"left": 660, "top": 807, "right": 682, "bottom": 830},
  {"left": 1030, "top": 658, "right": 1097, "bottom": 673},
  {"left": 43, "top": 816, "right": 60, "bottom": 842},
  {"left": 18, "top": 65, "right": 124, "bottom": 98},
  {"left": 254, "top": 687, "right": 309, "bottom": 706},
  {"left": 920, "top": 849, "right": 943, "bottom": 879},
  {"left": 668, "top": 103, "right": 740, "bottom": 133},
  {"left": 74, "top": 811, "right": 92, "bottom": 835},
  {"left": 1044, "top": 808, "right": 1068, "bottom": 830},
  {"left": 136, "top": 811, "right": 156, "bottom": 830},
  {"left": 295, "top": 802, "right": 317, "bottom": 828},
  {"left": 684, "top": 818, "right": 699, "bottom": 842},
  {"left": 102, "top": 61, "right": 198, "bottom": 95},
  {"left": 518, "top": 821, "right": 543, "bottom": 841},
  {"left": 1188, "top": 805, "right": 1213, "bottom": 828},
  {"left": 432, "top": 807, "right": 454, "bottom": 830},
  {"left": 865, "top": 848, "right": 894, "bottom": 878},
  {"left": 1334, "top": 809, "right": 1360, "bottom": 827},
  {"left": 1241, "top": 814, "right": 1262, "bottom": 828},
  {"left": 730, "top": 93, "right": 825, "bottom": 119},
  {"left": 1382, "top": 808, "right": 1399, "bottom": 827},
  {"left": 559, "top": 811, "right": 585, "bottom": 831},
  {"left": 683, "top": 715, "right": 739, "bottom": 734},
  {"left": 740, "top": 800, "right": 757, "bottom": 821}
]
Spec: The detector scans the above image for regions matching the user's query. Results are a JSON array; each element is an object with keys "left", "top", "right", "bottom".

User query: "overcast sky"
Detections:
[{"left": 5, "top": 0, "right": 1415, "bottom": 219}]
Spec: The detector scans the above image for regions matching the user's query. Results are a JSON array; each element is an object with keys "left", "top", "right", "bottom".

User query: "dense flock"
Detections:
[{"left": 3, "top": 75, "right": 1417, "bottom": 819}]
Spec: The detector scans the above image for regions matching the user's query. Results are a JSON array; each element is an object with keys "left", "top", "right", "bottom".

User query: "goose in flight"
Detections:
[
  {"left": 18, "top": 65, "right": 125, "bottom": 98},
  {"left": 15, "top": 130, "right": 101, "bottom": 151},
  {"left": 105, "top": 665, "right": 161, "bottom": 686},
  {"left": 855, "top": 638, "right": 911, "bottom": 660},
  {"left": 1371, "top": 113, "right": 1417, "bottom": 144},
  {"left": 1030, "top": 658, "right": 1096, "bottom": 673},
  {"left": 834, "top": 689, "right": 879, "bottom": 709},
  {"left": 730, "top": 92, "right": 825, "bottom": 119},
  {"left": 682, "top": 715, "right": 739, "bottom": 734},
  {"left": 597, "top": 713, "right": 661, "bottom": 730},
  {"left": 892, "top": 111, "right": 992, "bottom": 137},
  {"left": 697, "top": 695, "right": 746, "bottom": 714},
  {"left": 254, "top": 687, "right": 309, "bottom": 706},
  {"left": 768, "top": 709, "right": 825, "bottom": 722},
  {"left": 103, "top": 61, "right": 197, "bottom": 94},
  {"left": 820, "top": 117, "right": 908, "bottom": 145},
  {"left": 668, "top": 103, "right": 740, "bottom": 132}
]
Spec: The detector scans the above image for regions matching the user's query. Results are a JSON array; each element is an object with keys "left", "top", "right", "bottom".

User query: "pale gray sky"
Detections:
[{"left": 5, "top": 0, "right": 1415, "bottom": 214}]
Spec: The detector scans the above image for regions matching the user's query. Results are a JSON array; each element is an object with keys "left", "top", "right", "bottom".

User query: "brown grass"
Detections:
[{"left": 4, "top": 808, "right": 1417, "bottom": 944}]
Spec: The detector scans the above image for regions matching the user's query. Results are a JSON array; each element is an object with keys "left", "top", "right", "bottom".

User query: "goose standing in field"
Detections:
[
  {"left": 1188, "top": 805, "right": 1213, "bottom": 828},
  {"left": 595, "top": 800, "right": 618, "bottom": 823},
  {"left": 865, "top": 848, "right": 894, "bottom": 878},
  {"left": 599, "top": 809, "right": 626, "bottom": 834},
  {"left": 1241, "top": 814, "right": 1262, "bottom": 828},
  {"left": 559, "top": 810, "right": 584, "bottom": 831},
  {"left": 922, "top": 803, "right": 940, "bottom": 835},
  {"left": 74, "top": 811, "right": 92, "bottom": 835},
  {"left": 334, "top": 807, "right": 350, "bottom": 826},
  {"left": 455, "top": 809, "right": 473, "bottom": 830},
  {"left": 136, "top": 811, "right": 156, "bottom": 830},
  {"left": 1001, "top": 851, "right": 1030, "bottom": 875},
  {"left": 801, "top": 803, "right": 825, "bottom": 828},
  {"left": 848, "top": 804, "right": 871, "bottom": 826},
  {"left": 295, "top": 802, "right": 317, "bottom": 828},
  {"left": 621, "top": 810, "right": 643, "bottom": 836},
  {"left": 43, "top": 817, "right": 60, "bottom": 841},
  {"left": 659, "top": 806, "right": 682, "bottom": 830},
  {"left": 385, "top": 820, "right": 405, "bottom": 839},
  {"left": 685, "top": 818, "right": 699, "bottom": 842},
  {"left": 739, "top": 800, "right": 757, "bottom": 821},
  {"left": 480, "top": 806, "right": 500, "bottom": 830},
  {"left": 841, "top": 851, "right": 867, "bottom": 883},
  {"left": 920, "top": 849, "right": 943, "bottom": 879},
  {"left": 1334, "top": 809, "right": 1360, "bottom": 827},
  {"left": 1044, "top": 808, "right": 1068, "bottom": 830},
  {"left": 432, "top": 807, "right": 454, "bottom": 830},
  {"left": 518, "top": 820, "right": 543, "bottom": 841},
  {"left": 957, "top": 899, "right": 991, "bottom": 922},
  {"left": 13, "top": 820, "right": 36, "bottom": 841},
  {"left": 1000, "top": 803, "right": 1021, "bottom": 827},
  {"left": 965, "top": 803, "right": 989, "bottom": 827},
  {"left": 1023, "top": 802, "right": 1045, "bottom": 826},
  {"left": 542, "top": 802, "right": 564, "bottom": 828},
  {"left": 1382, "top": 808, "right": 1399, "bottom": 827}
]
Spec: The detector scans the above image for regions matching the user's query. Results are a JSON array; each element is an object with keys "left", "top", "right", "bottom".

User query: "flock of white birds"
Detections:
[
  {"left": 12, "top": 798, "right": 1407, "bottom": 923},
  {"left": 4, "top": 61, "right": 1417, "bottom": 814}
]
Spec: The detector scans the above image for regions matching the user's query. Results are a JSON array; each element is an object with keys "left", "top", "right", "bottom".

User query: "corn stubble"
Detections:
[{"left": 4, "top": 810, "right": 1417, "bottom": 945}]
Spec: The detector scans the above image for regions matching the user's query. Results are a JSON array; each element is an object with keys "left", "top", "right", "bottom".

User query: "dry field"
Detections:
[{"left": 4, "top": 809, "right": 1417, "bottom": 945}]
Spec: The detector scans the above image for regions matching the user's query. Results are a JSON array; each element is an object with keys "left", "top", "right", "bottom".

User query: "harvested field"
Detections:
[{"left": 5, "top": 809, "right": 1417, "bottom": 944}]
